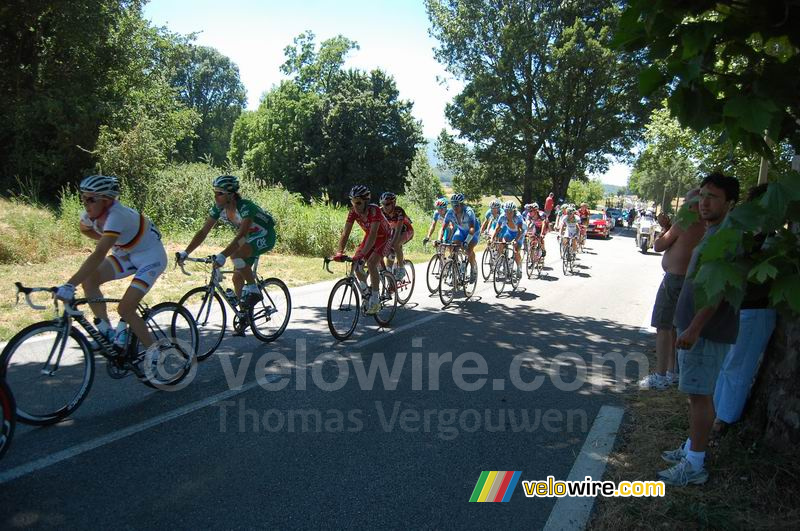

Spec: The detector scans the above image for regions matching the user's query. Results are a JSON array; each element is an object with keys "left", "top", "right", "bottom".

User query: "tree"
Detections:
[
  {"left": 168, "top": 43, "right": 247, "bottom": 164},
  {"left": 566, "top": 178, "right": 605, "bottom": 209},
  {"left": 426, "top": 0, "right": 652, "bottom": 203},
  {"left": 615, "top": 0, "right": 800, "bottom": 449},
  {"left": 405, "top": 147, "right": 445, "bottom": 210},
  {"left": 229, "top": 33, "right": 423, "bottom": 203}
]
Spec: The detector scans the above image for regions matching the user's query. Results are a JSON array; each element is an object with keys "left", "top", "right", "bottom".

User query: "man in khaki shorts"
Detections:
[{"left": 639, "top": 188, "right": 704, "bottom": 390}]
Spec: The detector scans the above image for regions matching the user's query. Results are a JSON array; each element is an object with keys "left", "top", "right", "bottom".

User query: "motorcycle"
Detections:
[{"left": 635, "top": 216, "right": 659, "bottom": 253}]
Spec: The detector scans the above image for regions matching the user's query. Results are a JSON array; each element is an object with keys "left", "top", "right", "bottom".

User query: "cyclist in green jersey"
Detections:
[{"left": 178, "top": 175, "right": 276, "bottom": 308}]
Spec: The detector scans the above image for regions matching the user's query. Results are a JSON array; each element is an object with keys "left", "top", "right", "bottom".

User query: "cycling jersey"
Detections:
[
  {"left": 525, "top": 211, "right": 546, "bottom": 235},
  {"left": 498, "top": 211, "right": 525, "bottom": 248},
  {"left": 445, "top": 206, "right": 480, "bottom": 245},
  {"left": 348, "top": 204, "right": 391, "bottom": 259},
  {"left": 209, "top": 197, "right": 276, "bottom": 265},
  {"left": 578, "top": 207, "right": 590, "bottom": 222},
  {"left": 382, "top": 205, "right": 413, "bottom": 232},
  {"left": 80, "top": 201, "right": 166, "bottom": 293},
  {"left": 563, "top": 216, "right": 580, "bottom": 237},
  {"left": 484, "top": 207, "right": 503, "bottom": 229}
]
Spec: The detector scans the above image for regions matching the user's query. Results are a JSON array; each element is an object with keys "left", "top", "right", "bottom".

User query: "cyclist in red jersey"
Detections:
[
  {"left": 578, "top": 202, "right": 591, "bottom": 240},
  {"left": 380, "top": 192, "right": 413, "bottom": 281},
  {"left": 524, "top": 203, "right": 548, "bottom": 257},
  {"left": 335, "top": 185, "right": 391, "bottom": 314}
]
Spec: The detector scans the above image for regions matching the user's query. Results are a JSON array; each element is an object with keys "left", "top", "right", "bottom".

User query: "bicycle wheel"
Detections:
[
  {"left": 481, "top": 247, "right": 494, "bottom": 281},
  {"left": 0, "top": 322, "right": 94, "bottom": 425},
  {"left": 327, "top": 278, "right": 360, "bottom": 341},
  {"left": 179, "top": 286, "right": 226, "bottom": 361},
  {"left": 493, "top": 257, "right": 509, "bottom": 295},
  {"left": 0, "top": 378, "right": 15, "bottom": 460},
  {"left": 438, "top": 260, "right": 457, "bottom": 307},
  {"left": 374, "top": 271, "right": 398, "bottom": 326},
  {"left": 511, "top": 257, "right": 521, "bottom": 290},
  {"left": 535, "top": 249, "right": 545, "bottom": 277},
  {"left": 425, "top": 255, "right": 442, "bottom": 294},
  {"left": 526, "top": 244, "right": 535, "bottom": 279},
  {"left": 249, "top": 277, "right": 291, "bottom": 342},
  {"left": 133, "top": 302, "right": 198, "bottom": 390},
  {"left": 569, "top": 252, "right": 576, "bottom": 274},
  {"left": 562, "top": 248, "right": 570, "bottom": 275},
  {"left": 395, "top": 260, "right": 416, "bottom": 306},
  {"left": 462, "top": 259, "right": 478, "bottom": 299}
]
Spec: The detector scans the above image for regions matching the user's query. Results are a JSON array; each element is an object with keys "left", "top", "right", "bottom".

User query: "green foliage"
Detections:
[
  {"left": 614, "top": 2, "right": 800, "bottom": 317},
  {"left": 0, "top": 198, "right": 85, "bottom": 265},
  {"left": 426, "top": 0, "right": 653, "bottom": 203},
  {"left": 230, "top": 33, "right": 423, "bottom": 203},
  {"left": 434, "top": 131, "right": 494, "bottom": 202},
  {"left": 405, "top": 148, "right": 444, "bottom": 210},
  {"left": 566, "top": 178, "right": 605, "bottom": 209}
]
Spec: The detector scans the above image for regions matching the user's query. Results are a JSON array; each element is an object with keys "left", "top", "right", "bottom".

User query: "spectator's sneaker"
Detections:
[
  {"left": 658, "top": 457, "right": 708, "bottom": 486},
  {"left": 365, "top": 296, "right": 381, "bottom": 315},
  {"left": 661, "top": 443, "right": 687, "bottom": 464},
  {"left": 638, "top": 373, "right": 668, "bottom": 390}
]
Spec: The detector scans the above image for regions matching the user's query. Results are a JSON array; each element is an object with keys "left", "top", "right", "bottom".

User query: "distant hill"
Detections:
[
  {"left": 424, "top": 139, "right": 454, "bottom": 184},
  {"left": 603, "top": 184, "right": 625, "bottom": 195}
]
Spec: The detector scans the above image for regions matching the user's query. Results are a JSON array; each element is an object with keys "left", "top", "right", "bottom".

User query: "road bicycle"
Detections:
[
  {"left": 424, "top": 241, "right": 447, "bottom": 294},
  {"left": 176, "top": 255, "right": 291, "bottom": 360},
  {"left": 492, "top": 241, "right": 522, "bottom": 295},
  {"left": 438, "top": 242, "right": 478, "bottom": 307},
  {"left": 384, "top": 251, "right": 415, "bottom": 306},
  {"left": 524, "top": 231, "right": 545, "bottom": 279},
  {"left": 481, "top": 236, "right": 500, "bottom": 281},
  {"left": 1, "top": 283, "right": 198, "bottom": 426},
  {"left": 0, "top": 376, "right": 15, "bottom": 460},
  {"left": 323, "top": 256, "right": 398, "bottom": 341},
  {"left": 562, "top": 236, "right": 577, "bottom": 275}
]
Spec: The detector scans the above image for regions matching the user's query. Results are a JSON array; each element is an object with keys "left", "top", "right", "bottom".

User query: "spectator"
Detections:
[
  {"left": 639, "top": 188, "right": 705, "bottom": 390},
  {"left": 544, "top": 192, "right": 555, "bottom": 221},
  {"left": 659, "top": 172, "right": 740, "bottom": 487},
  {"left": 713, "top": 184, "right": 776, "bottom": 428}
]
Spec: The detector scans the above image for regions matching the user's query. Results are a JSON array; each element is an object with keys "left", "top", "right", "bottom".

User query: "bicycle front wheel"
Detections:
[
  {"left": 425, "top": 255, "right": 442, "bottom": 294},
  {"left": 0, "top": 322, "right": 94, "bottom": 425},
  {"left": 133, "top": 303, "right": 198, "bottom": 390},
  {"left": 462, "top": 260, "right": 478, "bottom": 299},
  {"left": 249, "top": 277, "right": 291, "bottom": 342},
  {"left": 396, "top": 260, "right": 415, "bottom": 306},
  {"left": 0, "top": 378, "right": 15, "bottom": 460},
  {"left": 327, "top": 278, "right": 360, "bottom": 341},
  {"left": 438, "top": 260, "right": 457, "bottom": 307},
  {"left": 481, "top": 247, "right": 493, "bottom": 281},
  {"left": 179, "top": 287, "right": 226, "bottom": 361},
  {"left": 493, "top": 257, "right": 509, "bottom": 295},
  {"left": 526, "top": 245, "right": 535, "bottom": 279}
]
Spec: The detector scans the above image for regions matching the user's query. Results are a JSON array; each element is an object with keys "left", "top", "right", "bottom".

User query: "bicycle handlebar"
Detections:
[
  {"left": 175, "top": 253, "right": 215, "bottom": 276},
  {"left": 14, "top": 282, "right": 58, "bottom": 311},
  {"left": 323, "top": 255, "right": 353, "bottom": 274}
]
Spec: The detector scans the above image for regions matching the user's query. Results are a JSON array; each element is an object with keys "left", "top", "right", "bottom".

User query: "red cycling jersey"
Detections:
[
  {"left": 381, "top": 205, "right": 413, "bottom": 232},
  {"left": 347, "top": 204, "right": 391, "bottom": 238}
]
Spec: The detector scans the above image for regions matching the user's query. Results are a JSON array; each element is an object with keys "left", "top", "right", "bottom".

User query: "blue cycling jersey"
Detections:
[
  {"left": 497, "top": 211, "right": 525, "bottom": 231},
  {"left": 445, "top": 206, "right": 480, "bottom": 232}
]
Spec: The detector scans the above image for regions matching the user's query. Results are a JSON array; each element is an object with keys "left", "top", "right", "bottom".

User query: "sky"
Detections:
[{"left": 143, "top": 0, "right": 630, "bottom": 187}]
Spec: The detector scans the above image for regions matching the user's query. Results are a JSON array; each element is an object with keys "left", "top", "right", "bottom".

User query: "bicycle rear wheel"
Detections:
[
  {"left": 395, "top": 260, "right": 415, "bottom": 306},
  {"left": 493, "top": 257, "right": 509, "bottom": 295},
  {"left": 374, "top": 271, "right": 398, "bottom": 326},
  {"left": 438, "top": 260, "right": 457, "bottom": 307},
  {"left": 511, "top": 258, "right": 521, "bottom": 290},
  {"left": 462, "top": 259, "right": 478, "bottom": 299},
  {"left": 133, "top": 302, "right": 198, "bottom": 390},
  {"left": 249, "top": 277, "right": 291, "bottom": 342},
  {"left": 0, "top": 378, "right": 15, "bottom": 460},
  {"left": 481, "top": 247, "right": 494, "bottom": 281},
  {"left": 179, "top": 286, "right": 226, "bottom": 361},
  {"left": 327, "top": 278, "right": 360, "bottom": 341},
  {"left": 425, "top": 255, "right": 442, "bottom": 294},
  {"left": 0, "top": 322, "right": 94, "bottom": 425},
  {"left": 526, "top": 244, "right": 535, "bottom": 279}
]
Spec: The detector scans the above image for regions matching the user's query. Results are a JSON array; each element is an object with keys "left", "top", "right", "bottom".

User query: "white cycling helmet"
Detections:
[{"left": 80, "top": 175, "right": 120, "bottom": 198}]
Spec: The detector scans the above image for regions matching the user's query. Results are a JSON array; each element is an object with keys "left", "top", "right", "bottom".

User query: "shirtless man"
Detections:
[{"left": 639, "top": 188, "right": 705, "bottom": 390}]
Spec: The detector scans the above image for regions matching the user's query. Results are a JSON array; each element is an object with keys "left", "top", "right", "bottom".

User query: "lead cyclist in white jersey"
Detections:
[{"left": 55, "top": 175, "right": 168, "bottom": 359}]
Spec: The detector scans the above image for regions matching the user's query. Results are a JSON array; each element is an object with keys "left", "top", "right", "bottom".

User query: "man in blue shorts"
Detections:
[{"left": 443, "top": 193, "right": 480, "bottom": 282}]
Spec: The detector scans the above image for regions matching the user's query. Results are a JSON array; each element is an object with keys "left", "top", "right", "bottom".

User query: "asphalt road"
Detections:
[{"left": 0, "top": 226, "right": 665, "bottom": 530}]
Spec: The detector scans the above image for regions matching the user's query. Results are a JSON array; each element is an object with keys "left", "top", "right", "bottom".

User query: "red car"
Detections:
[{"left": 587, "top": 211, "right": 610, "bottom": 239}]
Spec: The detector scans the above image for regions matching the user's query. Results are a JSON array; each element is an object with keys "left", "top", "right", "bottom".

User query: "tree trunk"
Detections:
[
  {"left": 743, "top": 314, "right": 800, "bottom": 450},
  {"left": 522, "top": 147, "right": 535, "bottom": 205}
]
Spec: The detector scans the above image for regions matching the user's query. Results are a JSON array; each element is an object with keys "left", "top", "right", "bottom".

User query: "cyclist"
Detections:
[
  {"left": 524, "top": 203, "right": 548, "bottom": 257},
  {"left": 578, "top": 202, "right": 590, "bottom": 243},
  {"left": 57, "top": 175, "right": 167, "bottom": 359},
  {"left": 335, "top": 185, "right": 391, "bottom": 315},
  {"left": 480, "top": 199, "right": 504, "bottom": 239},
  {"left": 554, "top": 203, "right": 569, "bottom": 232},
  {"left": 380, "top": 191, "right": 413, "bottom": 281},
  {"left": 178, "top": 175, "right": 276, "bottom": 309},
  {"left": 444, "top": 193, "right": 480, "bottom": 282},
  {"left": 422, "top": 197, "right": 450, "bottom": 246},
  {"left": 493, "top": 200, "right": 525, "bottom": 278},
  {"left": 560, "top": 207, "right": 580, "bottom": 255}
]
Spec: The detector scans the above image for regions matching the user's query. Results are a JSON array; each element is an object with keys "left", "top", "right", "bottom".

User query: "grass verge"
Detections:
[{"left": 589, "top": 367, "right": 800, "bottom": 529}]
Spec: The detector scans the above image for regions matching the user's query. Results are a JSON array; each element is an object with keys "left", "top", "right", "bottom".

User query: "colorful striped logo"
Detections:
[{"left": 469, "top": 471, "right": 522, "bottom": 502}]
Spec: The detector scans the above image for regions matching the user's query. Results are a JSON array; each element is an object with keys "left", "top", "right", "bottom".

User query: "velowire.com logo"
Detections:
[{"left": 469, "top": 471, "right": 522, "bottom": 502}]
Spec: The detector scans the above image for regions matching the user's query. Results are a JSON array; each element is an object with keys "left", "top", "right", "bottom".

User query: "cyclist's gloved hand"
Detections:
[
  {"left": 56, "top": 283, "right": 75, "bottom": 301},
  {"left": 332, "top": 252, "right": 346, "bottom": 263},
  {"left": 176, "top": 250, "right": 188, "bottom": 263},
  {"left": 213, "top": 253, "right": 226, "bottom": 267},
  {"left": 352, "top": 251, "right": 365, "bottom": 263}
]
